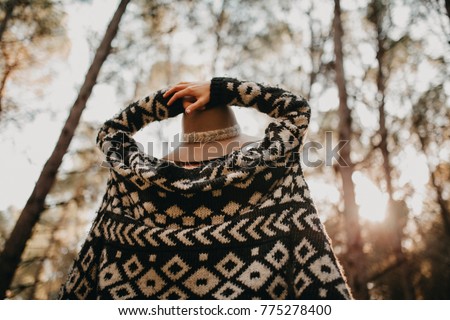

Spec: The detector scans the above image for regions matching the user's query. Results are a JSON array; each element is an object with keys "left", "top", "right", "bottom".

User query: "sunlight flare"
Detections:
[{"left": 353, "top": 171, "right": 389, "bottom": 222}]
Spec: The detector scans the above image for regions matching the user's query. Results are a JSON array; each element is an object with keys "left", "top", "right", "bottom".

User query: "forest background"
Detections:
[{"left": 0, "top": 0, "right": 449, "bottom": 299}]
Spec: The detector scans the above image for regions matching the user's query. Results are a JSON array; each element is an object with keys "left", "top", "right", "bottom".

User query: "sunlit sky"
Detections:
[{"left": 0, "top": 0, "right": 445, "bottom": 224}]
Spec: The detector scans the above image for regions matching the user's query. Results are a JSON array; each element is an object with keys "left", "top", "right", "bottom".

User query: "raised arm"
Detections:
[
  {"left": 208, "top": 77, "right": 311, "bottom": 147},
  {"left": 96, "top": 90, "right": 184, "bottom": 152},
  {"left": 164, "top": 77, "right": 311, "bottom": 150}
]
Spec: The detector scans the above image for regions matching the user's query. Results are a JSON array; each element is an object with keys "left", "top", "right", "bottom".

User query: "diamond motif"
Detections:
[
  {"left": 155, "top": 214, "right": 166, "bottom": 224},
  {"left": 74, "top": 278, "right": 90, "bottom": 299},
  {"left": 161, "top": 255, "right": 190, "bottom": 281},
  {"left": 237, "top": 261, "right": 271, "bottom": 291},
  {"left": 265, "top": 241, "right": 289, "bottom": 270},
  {"left": 123, "top": 254, "right": 144, "bottom": 278},
  {"left": 121, "top": 196, "right": 130, "bottom": 207},
  {"left": 99, "top": 263, "right": 122, "bottom": 288},
  {"left": 309, "top": 255, "right": 340, "bottom": 283},
  {"left": 213, "top": 283, "right": 244, "bottom": 299},
  {"left": 215, "top": 252, "right": 245, "bottom": 279},
  {"left": 222, "top": 201, "right": 241, "bottom": 215},
  {"left": 130, "top": 175, "right": 150, "bottom": 190},
  {"left": 136, "top": 268, "right": 166, "bottom": 297},
  {"left": 80, "top": 247, "right": 95, "bottom": 272},
  {"left": 109, "top": 283, "right": 137, "bottom": 299},
  {"left": 211, "top": 215, "right": 225, "bottom": 225},
  {"left": 64, "top": 267, "right": 80, "bottom": 292},
  {"left": 183, "top": 267, "right": 220, "bottom": 297},
  {"left": 182, "top": 216, "right": 195, "bottom": 226},
  {"left": 294, "top": 270, "right": 312, "bottom": 296},
  {"left": 193, "top": 206, "right": 213, "bottom": 219},
  {"left": 294, "top": 238, "right": 317, "bottom": 264},
  {"left": 165, "top": 205, "right": 185, "bottom": 218},
  {"left": 143, "top": 201, "right": 157, "bottom": 213},
  {"left": 157, "top": 191, "right": 166, "bottom": 198},
  {"left": 267, "top": 275, "right": 288, "bottom": 299}
]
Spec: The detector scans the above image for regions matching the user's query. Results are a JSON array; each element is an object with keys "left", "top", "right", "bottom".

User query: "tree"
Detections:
[
  {"left": 332, "top": 0, "right": 369, "bottom": 299},
  {"left": 209, "top": 0, "right": 228, "bottom": 75},
  {"left": 412, "top": 84, "right": 450, "bottom": 236},
  {"left": 445, "top": 0, "right": 450, "bottom": 20},
  {"left": 0, "top": 0, "right": 131, "bottom": 299},
  {"left": 0, "top": 122, "right": 110, "bottom": 299},
  {"left": 366, "top": 0, "right": 416, "bottom": 299},
  {"left": 0, "top": 0, "right": 19, "bottom": 42},
  {"left": 0, "top": 0, "right": 65, "bottom": 117},
  {"left": 369, "top": 0, "right": 394, "bottom": 201}
]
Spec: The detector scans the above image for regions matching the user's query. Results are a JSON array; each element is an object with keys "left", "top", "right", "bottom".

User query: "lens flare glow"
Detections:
[{"left": 353, "top": 171, "right": 389, "bottom": 222}]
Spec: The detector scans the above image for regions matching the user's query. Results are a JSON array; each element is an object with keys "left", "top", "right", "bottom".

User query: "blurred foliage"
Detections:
[
  {"left": 2, "top": 123, "right": 109, "bottom": 299},
  {"left": 0, "top": 0, "right": 67, "bottom": 122}
]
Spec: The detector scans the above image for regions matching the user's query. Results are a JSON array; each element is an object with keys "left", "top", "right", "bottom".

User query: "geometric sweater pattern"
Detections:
[{"left": 59, "top": 77, "right": 353, "bottom": 300}]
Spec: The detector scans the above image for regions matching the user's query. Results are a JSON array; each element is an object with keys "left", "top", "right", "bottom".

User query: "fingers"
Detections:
[
  {"left": 163, "top": 83, "right": 190, "bottom": 100},
  {"left": 163, "top": 81, "right": 210, "bottom": 112},
  {"left": 167, "top": 87, "right": 192, "bottom": 106},
  {"left": 185, "top": 98, "right": 206, "bottom": 114}
]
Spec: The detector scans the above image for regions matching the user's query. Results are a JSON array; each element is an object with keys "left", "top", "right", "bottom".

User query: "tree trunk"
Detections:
[
  {"left": 0, "top": 44, "right": 18, "bottom": 114},
  {"left": 0, "top": 0, "right": 131, "bottom": 299},
  {"left": 0, "top": 60, "right": 13, "bottom": 113},
  {"left": 333, "top": 0, "right": 369, "bottom": 299},
  {"left": 376, "top": 37, "right": 393, "bottom": 200},
  {"left": 0, "top": 0, "right": 20, "bottom": 114},
  {"left": 0, "top": 0, "right": 19, "bottom": 43},
  {"left": 431, "top": 168, "right": 450, "bottom": 236},
  {"left": 30, "top": 199, "right": 73, "bottom": 299},
  {"left": 306, "top": 4, "right": 327, "bottom": 101},
  {"left": 417, "top": 134, "right": 450, "bottom": 237},
  {"left": 445, "top": 0, "right": 450, "bottom": 21},
  {"left": 372, "top": 0, "right": 415, "bottom": 299},
  {"left": 211, "top": 0, "right": 227, "bottom": 75}
]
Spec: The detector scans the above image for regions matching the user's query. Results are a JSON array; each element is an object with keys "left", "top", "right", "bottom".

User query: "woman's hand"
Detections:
[{"left": 163, "top": 81, "right": 210, "bottom": 114}]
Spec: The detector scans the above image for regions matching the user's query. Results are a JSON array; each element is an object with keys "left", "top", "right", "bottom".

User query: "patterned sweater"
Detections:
[{"left": 59, "top": 77, "right": 352, "bottom": 300}]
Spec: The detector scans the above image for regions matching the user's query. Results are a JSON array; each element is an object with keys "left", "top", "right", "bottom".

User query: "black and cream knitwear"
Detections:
[{"left": 59, "top": 77, "right": 353, "bottom": 300}]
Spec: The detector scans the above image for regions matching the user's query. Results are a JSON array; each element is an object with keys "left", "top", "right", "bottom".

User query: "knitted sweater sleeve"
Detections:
[
  {"left": 209, "top": 77, "right": 311, "bottom": 150},
  {"left": 96, "top": 90, "right": 184, "bottom": 155}
]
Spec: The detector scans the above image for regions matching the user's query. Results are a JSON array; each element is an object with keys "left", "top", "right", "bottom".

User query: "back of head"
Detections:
[
  {"left": 181, "top": 98, "right": 238, "bottom": 135},
  {"left": 162, "top": 97, "right": 261, "bottom": 165}
]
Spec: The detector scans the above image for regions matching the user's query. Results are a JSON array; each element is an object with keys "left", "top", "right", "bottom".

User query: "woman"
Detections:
[{"left": 60, "top": 77, "right": 352, "bottom": 299}]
